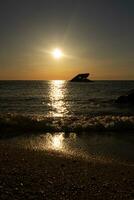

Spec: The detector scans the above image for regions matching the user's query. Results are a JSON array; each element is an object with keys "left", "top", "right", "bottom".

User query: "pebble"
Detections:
[
  {"left": 102, "top": 183, "right": 110, "bottom": 188},
  {"left": 61, "top": 164, "right": 65, "bottom": 168},
  {"left": 123, "top": 178, "right": 127, "bottom": 183},
  {"left": 20, "top": 182, "right": 23, "bottom": 186},
  {"left": 91, "top": 176, "right": 96, "bottom": 181},
  {"left": 48, "top": 180, "right": 53, "bottom": 184},
  {"left": 39, "top": 190, "right": 44, "bottom": 194}
]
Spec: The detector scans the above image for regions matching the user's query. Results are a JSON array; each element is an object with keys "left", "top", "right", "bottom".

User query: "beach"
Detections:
[
  {"left": 0, "top": 0, "right": 134, "bottom": 198},
  {"left": 0, "top": 81, "right": 134, "bottom": 199},
  {"left": 0, "top": 140, "right": 134, "bottom": 200}
]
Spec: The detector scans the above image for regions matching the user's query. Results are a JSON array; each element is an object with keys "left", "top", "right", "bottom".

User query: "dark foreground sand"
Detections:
[{"left": 0, "top": 142, "right": 134, "bottom": 200}]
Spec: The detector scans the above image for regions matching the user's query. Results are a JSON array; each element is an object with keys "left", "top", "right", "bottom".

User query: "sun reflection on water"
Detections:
[
  {"left": 48, "top": 80, "right": 68, "bottom": 117},
  {"left": 46, "top": 132, "right": 65, "bottom": 150},
  {"left": 45, "top": 132, "right": 77, "bottom": 153},
  {"left": 19, "top": 132, "right": 89, "bottom": 160}
]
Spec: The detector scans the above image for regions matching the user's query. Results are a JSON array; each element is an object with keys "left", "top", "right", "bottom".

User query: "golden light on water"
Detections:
[
  {"left": 45, "top": 132, "right": 76, "bottom": 152},
  {"left": 24, "top": 132, "right": 89, "bottom": 159},
  {"left": 51, "top": 133, "right": 64, "bottom": 150},
  {"left": 43, "top": 133, "right": 65, "bottom": 151},
  {"left": 48, "top": 80, "right": 68, "bottom": 117}
]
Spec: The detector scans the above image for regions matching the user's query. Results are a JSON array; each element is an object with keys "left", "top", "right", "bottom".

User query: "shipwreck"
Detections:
[{"left": 70, "top": 73, "right": 93, "bottom": 82}]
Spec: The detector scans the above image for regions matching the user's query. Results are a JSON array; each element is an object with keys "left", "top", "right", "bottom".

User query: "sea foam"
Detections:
[{"left": 0, "top": 114, "right": 134, "bottom": 137}]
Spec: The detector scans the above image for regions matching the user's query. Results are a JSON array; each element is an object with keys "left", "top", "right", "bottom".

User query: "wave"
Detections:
[
  {"left": 0, "top": 114, "right": 134, "bottom": 138},
  {"left": 0, "top": 96, "right": 40, "bottom": 102}
]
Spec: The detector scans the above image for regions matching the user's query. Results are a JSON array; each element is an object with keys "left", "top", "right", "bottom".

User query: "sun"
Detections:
[{"left": 52, "top": 48, "right": 63, "bottom": 59}]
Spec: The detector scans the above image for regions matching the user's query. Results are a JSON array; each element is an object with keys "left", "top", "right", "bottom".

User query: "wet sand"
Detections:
[{"left": 0, "top": 142, "right": 134, "bottom": 200}]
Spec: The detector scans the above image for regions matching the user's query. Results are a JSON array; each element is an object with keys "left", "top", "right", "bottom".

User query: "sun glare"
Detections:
[
  {"left": 52, "top": 133, "right": 64, "bottom": 149},
  {"left": 52, "top": 48, "right": 63, "bottom": 59}
]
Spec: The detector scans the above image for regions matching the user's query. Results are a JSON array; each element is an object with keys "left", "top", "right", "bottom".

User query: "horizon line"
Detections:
[{"left": 0, "top": 79, "right": 133, "bottom": 81}]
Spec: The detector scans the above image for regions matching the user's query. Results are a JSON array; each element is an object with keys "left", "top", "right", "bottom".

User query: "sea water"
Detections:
[
  {"left": 0, "top": 80, "right": 134, "bottom": 116},
  {"left": 0, "top": 80, "right": 134, "bottom": 162}
]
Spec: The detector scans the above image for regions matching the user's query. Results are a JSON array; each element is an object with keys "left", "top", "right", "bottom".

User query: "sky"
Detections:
[{"left": 0, "top": 0, "right": 134, "bottom": 80}]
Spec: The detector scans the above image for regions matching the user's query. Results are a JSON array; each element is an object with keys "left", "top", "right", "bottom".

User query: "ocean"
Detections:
[
  {"left": 0, "top": 80, "right": 134, "bottom": 162},
  {"left": 0, "top": 80, "right": 134, "bottom": 115}
]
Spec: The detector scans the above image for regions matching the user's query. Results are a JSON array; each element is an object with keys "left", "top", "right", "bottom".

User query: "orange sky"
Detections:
[
  {"left": 0, "top": 1, "right": 134, "bottom": 80},
  {"left": 0, "top": 49, "right": 133, "bottom": 80}
]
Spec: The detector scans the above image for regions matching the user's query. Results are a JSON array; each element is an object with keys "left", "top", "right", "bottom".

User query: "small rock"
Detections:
[
  {"left": 102, "top": 183, "right": 110, "bottom": 188},
  {"left": 91, "top": 176, "right": 96, "bottom": 181},
  {"left": 73, "top": 160, "right": 77, "bottom": 163},
  {"left": 48, "top": 180, "right": 53, "bottom": 184},
  {"left": 120, "top": 171, "right": 125, "bottom": 175},
  {"left": 40, "top": 190, "right": 44, "bottom": 194},
  {"left": 20, "top": 182, "right": 23, "bottom": 186},
  {"left": 123, "top": 178, "right": 127, "bottom": 183},
  {"left": 61, "top": 164, "right": 65, "bottom": 168}
]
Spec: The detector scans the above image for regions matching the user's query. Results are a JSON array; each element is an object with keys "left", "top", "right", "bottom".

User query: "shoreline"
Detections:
[{"left": 0, "top": 141, "right": 134, "bottom": 199}]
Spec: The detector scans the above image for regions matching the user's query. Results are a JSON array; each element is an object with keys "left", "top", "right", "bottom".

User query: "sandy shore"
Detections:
[{"left": 0, "top": 142, "right": 134, "bottom": 200}]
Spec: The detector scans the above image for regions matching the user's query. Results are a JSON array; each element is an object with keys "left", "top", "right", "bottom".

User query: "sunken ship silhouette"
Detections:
[{"left": 70, "top": 73, "right": 93, "bottom": 82}]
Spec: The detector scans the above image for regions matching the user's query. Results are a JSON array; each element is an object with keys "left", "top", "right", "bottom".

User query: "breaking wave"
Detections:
[{"left": 0, "top": 114, "right": 134, "bottom": 138}]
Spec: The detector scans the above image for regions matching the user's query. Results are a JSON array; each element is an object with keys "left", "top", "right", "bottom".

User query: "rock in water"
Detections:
[{"left": 115, "top": 90, "right": 134, "bottom": 104}]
